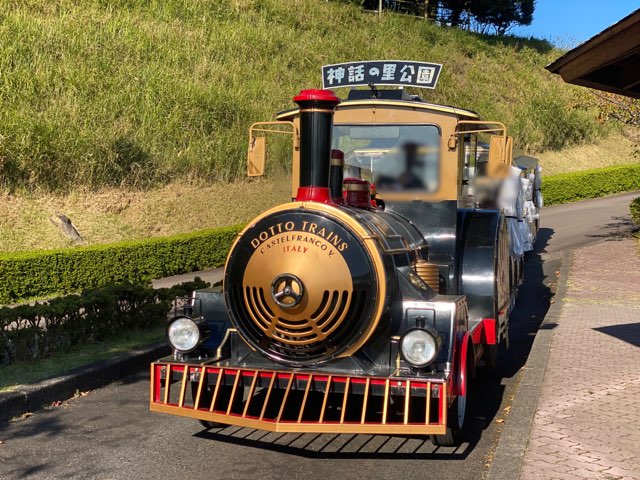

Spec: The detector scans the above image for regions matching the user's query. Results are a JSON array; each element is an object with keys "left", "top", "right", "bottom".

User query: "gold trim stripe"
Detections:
[
  {"left": 150, "top": 364, "right": 155, "bottom": 404},
  {"left": 277, "top": 373, "right": 295, "bottom": 422},
  {"left": 194, "top": 368, "right": 206, "bottom": 410},
  {"left": 178, "top": 366, "right": 189, "bottom": 408},
  {"left": 151, "top": 402, "right": 447, "bottom": 435},
  {"left": 242, "top": 371, "right": 259, "bottom": 417},
  {"left": 209, "top": 368, "right": 224, "bottom": 412},
  {"left": 344, "top": 183, "right": 370, "bottom": 192},
  {"left": 441, "top": 384, "right": 448, "bottom": 428},
  {"left": 319, "top": 375, "right": 332, "bottom": 423},
  {"left": 361, "top": 377, "right": 370, "bottom": 424},
  {"left": 260, "top": 372, "right": 277, "bottom": 421},
  {"left": 340, "top": 378, "right": 351, "bottom": 424},
  {"left": 163, "top": 365, "right": 171, "bottom": 404},
  {"left": 298, "top": 375, "right": 313, "bottom": 423},
  {"left": 426, "top": 381, "right": 431, "bottom": 425},
  {"left": 298, "top": 108, "right": 336, "bottom": 114},
  {"left": 404, "top": 380, "right": 411, "bottom": 425},
  {"left": 226, "top": 370, "right": 242, "bottom": 415},
  {"left": 382, "top": 379, "right": 390, "bottom": 425}
]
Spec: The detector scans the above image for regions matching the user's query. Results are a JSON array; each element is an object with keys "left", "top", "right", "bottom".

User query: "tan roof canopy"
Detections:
[{"left": 546, "top": 9, "right": 640, "bottom": 99}]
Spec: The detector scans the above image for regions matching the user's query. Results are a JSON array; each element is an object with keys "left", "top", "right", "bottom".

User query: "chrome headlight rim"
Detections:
[
  {"left": 166, "top": 316, "right": 208, "bottom": 353},
  {"left": 399, "top": 327, "right": 441, "bottom": 368}
]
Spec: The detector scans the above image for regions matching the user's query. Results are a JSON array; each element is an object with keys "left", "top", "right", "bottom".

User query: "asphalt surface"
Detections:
[
  {"left": 539, "top": 191, "right": 638, "bottom": 253},
  {"left": 0, "top": 192, "right": 637, "bottom": 480}
]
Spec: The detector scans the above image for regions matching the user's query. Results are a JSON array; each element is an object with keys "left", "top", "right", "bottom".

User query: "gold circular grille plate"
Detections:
[
  {"left": 242, "top": 232, "right": 353, "bottom": 348},
  {"left": 224, "top": 201, "right": 387, "bottom": 363}
]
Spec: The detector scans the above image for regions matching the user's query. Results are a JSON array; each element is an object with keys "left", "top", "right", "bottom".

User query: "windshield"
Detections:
[{"left": 332, "top": 124, "right": 440, "bottom": 192}]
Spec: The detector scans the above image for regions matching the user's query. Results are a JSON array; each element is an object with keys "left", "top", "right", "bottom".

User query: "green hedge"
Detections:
[
  {"left": 0, "top": 279, "right": 209, "bottom": 366},
  {"left": 631, "top": 197, "right": 640, "bottom": 226},
  {"left": 541, "top": 164, "right": 640, "bottom": 206},
  {"left": 0, "top": 225, "right": 242, "bottom": 305}
]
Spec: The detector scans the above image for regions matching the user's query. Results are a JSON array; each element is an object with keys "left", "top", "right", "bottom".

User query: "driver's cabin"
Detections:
[{"left": 248, "top": 87, "right": 515, "bottom": 210}]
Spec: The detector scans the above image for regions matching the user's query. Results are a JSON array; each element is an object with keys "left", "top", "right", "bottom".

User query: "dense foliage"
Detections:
[
  {"left": 541, "top": 164, "right": 640, "bottom": 206},
  {"left": 0, "top": 0, "right": 607, "bottom": 192},
  {"left": 0, "top": 224, "right": 242, "bottom": 304},
  {"left": 0, "top": 279, "right": 209, "bottom": 366},
  {"left": 630, "top": 197, "right": 640, "bottom": 226},
  {"left": 362, "top": 0, "right": 535, "bottom": 34},
  {"left": 440, "top": 0, "right": 534, "bottom": 34}
]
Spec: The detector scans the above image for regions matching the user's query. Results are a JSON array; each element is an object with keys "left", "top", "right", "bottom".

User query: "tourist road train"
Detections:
[{"left": 149, "top": 61, "right": 542, "bottom": 446}]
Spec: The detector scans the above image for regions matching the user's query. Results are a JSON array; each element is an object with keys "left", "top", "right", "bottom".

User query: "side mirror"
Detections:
[
  {"left": 247, "top": 136, "right": 266, "bottom": 177},
  {"left": 488, "top": 135, "right": 511, "bottom": 178},
  {"left": 505, "top": 136, "right": 513, "bottom": 165}
]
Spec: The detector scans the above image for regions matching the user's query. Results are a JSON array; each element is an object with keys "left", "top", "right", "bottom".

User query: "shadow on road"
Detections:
[
  {"left": 594, "top": 323, "right": 640, "bottom": 348},
  {"left": 195, "top": 427, "right": 476, "bottom": 459},
  {"left": 586, "top": 215, "right": 638, "bottom": 241},
  {"left": 192, "top": 227, "right": 560, "bottom": 459}
]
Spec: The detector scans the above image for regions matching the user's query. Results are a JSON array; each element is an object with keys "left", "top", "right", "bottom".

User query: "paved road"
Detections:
[
  {"left": 539, "top": 191, "right": 638, "bottom": 254},
  {"left": 0, "top": 193, "right": 637, "bottom": 480}
]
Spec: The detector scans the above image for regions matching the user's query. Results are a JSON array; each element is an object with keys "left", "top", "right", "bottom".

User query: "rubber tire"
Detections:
[
  {"left": 483, "top": 343, "right": 499, "bottom": 372},
  {"left": 430, "top": 394, "right": 468, "bottom": 446},
  {"left": 430, "top": 354, "right": 472, "bottom": 447},
  {"left": 198, "top": 420, "right": 227, "bottom": 429}
]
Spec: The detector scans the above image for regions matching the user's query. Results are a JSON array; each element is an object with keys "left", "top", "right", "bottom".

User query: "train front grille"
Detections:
[
  {"left": 234, "top": 285, "right": 369, "bottom": 362},
  {"left": 150, "top": 362, "right": 448, "bottom": 435}
]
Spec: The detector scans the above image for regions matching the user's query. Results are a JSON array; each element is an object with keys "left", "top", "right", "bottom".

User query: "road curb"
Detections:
[
  {"left": 486, "top": 249, "right": 573, "bottom": 480},
  {"left": 0, "top": 342, "right": 170, "bottom": 424}
]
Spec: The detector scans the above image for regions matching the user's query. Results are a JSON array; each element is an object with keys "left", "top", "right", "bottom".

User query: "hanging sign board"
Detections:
[{"left": 322, "top": 60, "right": 442, "bottom": 90}]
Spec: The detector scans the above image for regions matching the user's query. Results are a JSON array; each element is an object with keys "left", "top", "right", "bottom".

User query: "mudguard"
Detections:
[{"left": 457, "top": 209, "right": 510, "bottom": 337}]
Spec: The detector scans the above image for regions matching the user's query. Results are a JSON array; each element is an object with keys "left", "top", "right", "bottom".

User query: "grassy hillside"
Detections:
[
  {"left": 0, "top": 0, "right": 614, "bottom": 192},
  {"left": 0, "top": 178, "right": 291, "bottom": 252}
]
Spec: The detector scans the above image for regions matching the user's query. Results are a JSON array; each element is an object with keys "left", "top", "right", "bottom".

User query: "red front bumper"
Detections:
[{"left": 150, "top": 361, "right": 449, "bottom": 435}]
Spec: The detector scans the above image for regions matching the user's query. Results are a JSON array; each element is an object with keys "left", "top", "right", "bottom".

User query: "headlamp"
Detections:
[
  {"left": 400, "top": 328, "right": 440, "bottom": 367},
  {"left": 166, "top": 316, "right": 209, "bottom": 353}
]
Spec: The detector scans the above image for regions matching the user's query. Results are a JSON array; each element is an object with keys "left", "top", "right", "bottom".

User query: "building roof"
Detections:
[{"left": 546, "top": 9, "right": 640, "bottom": 99}]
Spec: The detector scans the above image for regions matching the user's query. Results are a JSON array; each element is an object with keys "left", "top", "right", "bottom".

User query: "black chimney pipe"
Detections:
[
  {"left": 293, "top": 89, "right": 341, "bottom": 202},
  {"left": 329, "top": 148, "right": 345, "bottom": 203}
]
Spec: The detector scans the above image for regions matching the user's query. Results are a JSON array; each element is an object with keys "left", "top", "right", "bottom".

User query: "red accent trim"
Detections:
[
  {"left": 330, "top": 148, "right": 344, "bottom": 160},
  {"left": 152, "top": 363, "right": 450, "bottom": 428},
  {"left": 293, "top": 89, "right": 340, "bottom": 104},
  {"left": 343, "top": 178, "right": 372, "bottom": 208},
  {"left": 470, "top": 318, "right": 498, "bottom": 345},
  {"left": 154, "top": 365, "right": 446, "bottom": 391},
  {"left": 482, "top": 318, "right": 498, "bottom": 345},
  {"left": 154, "top": 364, "right": 163, "bottom": 402},
  {"left": 295, "top": 186, "right": 334, "bottom": 203},
  {"left": 457, "top": 333, "right": 471, "bottom": 396}
]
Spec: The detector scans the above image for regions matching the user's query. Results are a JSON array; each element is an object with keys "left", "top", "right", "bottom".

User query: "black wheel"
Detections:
[
  {"left": 483, "top": 343, "right": 499, "bottom": 371},
  {"left": 431, "top": 351, "right": 473, "bottom": 446},
  {"left": 198, "top": 420, "right": 226, "bottom": 429},
  {"left": 430, "top": 393, "right": 468, "bottom": 446}
]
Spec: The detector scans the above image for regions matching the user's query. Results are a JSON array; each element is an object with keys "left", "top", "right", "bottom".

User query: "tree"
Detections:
[
  {"left": 356, "top": 0, "right": 536, "bottom": 36},
  {"left": 470, "top": 0, "right": 534, "bottom": 35},
  {"left": 437, "top": 0, "right": 471, "bottom": 28}
]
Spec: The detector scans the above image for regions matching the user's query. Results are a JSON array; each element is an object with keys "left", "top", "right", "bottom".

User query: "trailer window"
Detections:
[{"left": 332, "top": 124, "right": 440, "bottom": 192}]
